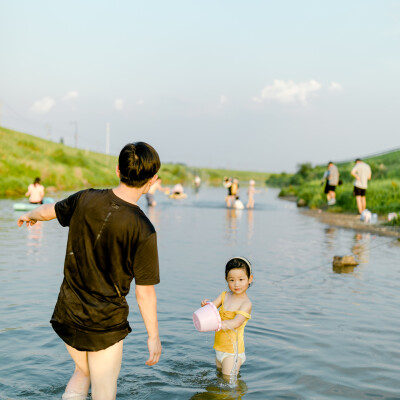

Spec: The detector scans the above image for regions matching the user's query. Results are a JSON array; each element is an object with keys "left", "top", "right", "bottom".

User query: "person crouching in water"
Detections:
[{"left": 18, "top": 142, "right": 162, "bottom": 400}]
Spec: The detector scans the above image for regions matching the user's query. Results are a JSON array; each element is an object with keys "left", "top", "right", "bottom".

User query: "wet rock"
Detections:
[
  {"left": 297, "top": 198, "right": 307, "bottom": 207},
  {"left": 332, "top": 255, "right": 359, "bottom": 267}
]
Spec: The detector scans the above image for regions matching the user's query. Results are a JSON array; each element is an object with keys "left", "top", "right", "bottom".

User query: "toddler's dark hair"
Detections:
[
  {"left": 118, "top": 142, "right": 160, "bottom": 188},
  {"left": 225, "top": 257, "right": 252, "bottom": 283}
]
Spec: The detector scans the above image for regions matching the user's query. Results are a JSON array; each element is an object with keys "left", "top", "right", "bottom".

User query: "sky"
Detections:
[{"left": 1, "top": 0, "right": 399, "bottom": 172}]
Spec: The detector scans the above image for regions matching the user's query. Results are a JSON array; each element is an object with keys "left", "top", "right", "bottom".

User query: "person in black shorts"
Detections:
[{"left": 18, "top": 142, "right": 162, "bottom": 400}]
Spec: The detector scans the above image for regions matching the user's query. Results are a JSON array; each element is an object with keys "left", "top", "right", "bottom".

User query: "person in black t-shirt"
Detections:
[{"left": 18, "top": 142, "right": 162, "bottom": 400}]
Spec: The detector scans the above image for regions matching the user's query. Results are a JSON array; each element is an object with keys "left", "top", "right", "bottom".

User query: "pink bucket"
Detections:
[{"left": 193, "top": 302, "right": 221, "bottom": 332}]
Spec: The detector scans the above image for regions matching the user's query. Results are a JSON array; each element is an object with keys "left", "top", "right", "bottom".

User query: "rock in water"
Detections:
[
  {"left": 332, "top": 255, "right": 359, "bottom": 267},
  {"left": 297, "top": 198, "right": 307, "bottom": 207}
]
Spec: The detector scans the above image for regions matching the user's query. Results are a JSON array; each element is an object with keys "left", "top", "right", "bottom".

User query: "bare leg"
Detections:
[
  {"left": 221, "top": 355, "right": 243, "bottom": 377},
  {"left": 356, "top": 196, "right": 363, "bottom": 214},
  {"left": 88, "top": 340, "right": 123, "bottom": 400},
  {"left": 361, "top": 196, "right": 367, "bottom": 213},
  {"left": 64, "top": 344, "right": 90, "bottom": 399}
]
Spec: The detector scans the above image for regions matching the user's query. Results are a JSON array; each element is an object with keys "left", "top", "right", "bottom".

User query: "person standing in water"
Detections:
[
  {"left": 246, "top": 180, "right": 256, "bottom": 209},
  {"left": 146, "top": 177, "right": 170, "bottom": 206},
  {"left": 26, "top": 177, "right": 45, "bottom": 204},
  {"left": 18, "top": 142, "right": 162, "bottom": 400},
  {"left": 200, "top": 257, "right": 253, "bottom": 378}
]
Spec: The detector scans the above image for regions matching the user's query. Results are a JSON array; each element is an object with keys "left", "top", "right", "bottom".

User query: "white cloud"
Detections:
[
  {"left": 63, "top": 90, "right": 79, "bottom": 101},
  {"left": 253, "top": 79, "right": 322, "bottom": 105},
  {"left": 136, "top": 100, "right": 144, "bottom": 105},
  {"left": 114, "top": 99, "right": 124, "bottom": 111},
  {"left": 30, "top": 97, "right": 55, "bottom": 113},
  {"left": 328, "top": 82, "right": 343, "bottom": 92},
  {"left": 219, "top": 95, "right": 229, "bottom": 104}
]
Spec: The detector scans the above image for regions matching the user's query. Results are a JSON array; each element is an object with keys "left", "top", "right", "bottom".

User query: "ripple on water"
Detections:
[{"left": 2, "top": 189, "right": 400, "bottom": 399}]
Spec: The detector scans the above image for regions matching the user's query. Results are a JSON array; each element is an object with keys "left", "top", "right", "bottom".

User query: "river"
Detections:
[{"left": 1, "top": 187, "right": 400, "bottom": 399}]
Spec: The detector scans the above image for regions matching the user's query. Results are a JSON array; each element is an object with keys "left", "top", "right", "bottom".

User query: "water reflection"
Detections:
[
  {"left": 27, "top": 222, "right": 43, "bottom": 258},
  {"left": 189, "top": 372, "right": 248, "bottom": 400},
  {"left": 324, "top": 227, "right": 337, "bottom": 251},
  {"left": 352, "top": 233, "right": 370, "bottom": 264},
  {"left": 246, "top": 210, "right": 254, "bottom": 244}
]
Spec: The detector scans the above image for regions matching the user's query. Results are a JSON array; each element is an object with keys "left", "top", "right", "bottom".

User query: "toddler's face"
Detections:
[{"left": 226, "top": 268, "right": 253, "bottom": 295}]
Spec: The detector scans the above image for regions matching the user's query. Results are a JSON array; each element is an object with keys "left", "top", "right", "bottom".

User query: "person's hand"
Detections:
[
  {"left": 201, "top": 299, "right": 210, "bottom": 307},
  {"left": 17, "top": 213, "right": 36, "bottom": 227},
  {"left": 146, "top": 336, "right": 162, "bottom": 366}
]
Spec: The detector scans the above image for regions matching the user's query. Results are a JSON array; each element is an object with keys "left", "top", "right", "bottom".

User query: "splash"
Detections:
[{"left": 228, "top": 329, "right": 239, "bottom": 386}]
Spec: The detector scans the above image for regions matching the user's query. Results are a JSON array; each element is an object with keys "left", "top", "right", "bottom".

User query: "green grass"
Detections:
[
  {"left": 0, "top": 126, "right": 271, "bottom": 197},
  {"left": 272, "top": 150, "right": 400, "bottom": 215}
]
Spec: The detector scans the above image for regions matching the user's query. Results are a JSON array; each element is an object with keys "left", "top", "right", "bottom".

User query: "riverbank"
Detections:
[
  {"left": 300, "top": 207, "right": 400, "bottom": 238},
  {"left": 0, "top": 126, "right": 270, "bottom": 197}
]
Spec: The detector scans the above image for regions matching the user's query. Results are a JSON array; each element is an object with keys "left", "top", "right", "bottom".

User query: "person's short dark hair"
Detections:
[
  {"left": 34, "top": 177, "right": 41, "bottom": 184},
  {"left": 118, "top": 142, "right": 160, "bottom": 188},
  {"left": 225, "top": 257, "right": 252, "bottom": 281},
  {"left": 327, "top": 161, "right": 333, "bottom": 166},
  {"left": 355, "top": 158, "right": 361, "bottom": 162}
]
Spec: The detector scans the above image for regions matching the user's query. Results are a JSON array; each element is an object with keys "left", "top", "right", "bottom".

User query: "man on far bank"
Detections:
[
  {"left": 322, "top": 162, "right": 339, "bottom": 206},
  {"left": 351, "top": 158, "right": 372, "bottom": 214}
]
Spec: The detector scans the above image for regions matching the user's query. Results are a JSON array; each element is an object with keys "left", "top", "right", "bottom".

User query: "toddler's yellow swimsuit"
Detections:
[{"left": 213, "top": 291, "right": 251, "bottom": 363}]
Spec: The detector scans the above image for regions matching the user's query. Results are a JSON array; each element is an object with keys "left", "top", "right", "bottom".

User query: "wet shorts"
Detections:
[
  {"left": 353, "top": 186, "right": 366, "bottom": 197},
  {"left": 215, "top": 350, "right": 246, "bottom": 365},
  {"left": 324, "top": 183, "right": 336, "bottom": 194}
]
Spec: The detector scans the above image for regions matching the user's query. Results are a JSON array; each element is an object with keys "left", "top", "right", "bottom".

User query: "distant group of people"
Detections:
[
  {"left": 321, "top": 158, "right": 372, "bottom": 214},
  {"left": 223, "top": 177, "right": 257, "bottom": 209}
]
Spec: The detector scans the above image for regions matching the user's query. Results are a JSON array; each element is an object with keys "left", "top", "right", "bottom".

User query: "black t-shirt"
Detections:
[{"left": 51, "top": 189, "right": 159, "bottom": 336}]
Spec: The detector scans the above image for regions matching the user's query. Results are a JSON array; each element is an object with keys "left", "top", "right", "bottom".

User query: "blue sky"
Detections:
[{"left": 1, "top": 1, "right": 399, "bottom": 172}]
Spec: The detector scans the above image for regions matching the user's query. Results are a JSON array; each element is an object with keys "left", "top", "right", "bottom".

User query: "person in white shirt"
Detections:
[
  {"left": 25, "top": 177, "right": 45, "bottom": 204},
  {"left": 321, "top": 162, "right": 340, "bottom": 206},
  {"left": 351, "top": 159, "right": 372, "bottom": 214}
]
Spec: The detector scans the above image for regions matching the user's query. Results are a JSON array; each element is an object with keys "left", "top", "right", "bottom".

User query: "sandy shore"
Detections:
[{"left": 300, "top": 208, "right": 400, "bottom": 238}]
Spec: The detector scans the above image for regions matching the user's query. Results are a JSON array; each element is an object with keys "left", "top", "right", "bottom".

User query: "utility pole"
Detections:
[
  {"left": 70, "top": 121, "right": 78, "bottom": 148},
  {"left": 106, "top": 122, "right": 110, "bottom": 155}
]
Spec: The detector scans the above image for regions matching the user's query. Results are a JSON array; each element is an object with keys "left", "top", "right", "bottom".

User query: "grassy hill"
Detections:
[
  {"left": 0, "top": 126, "right": 270, "bottom": 197},
  {"left": 268, "top": 149, "right": 400, "bottom": 216}
]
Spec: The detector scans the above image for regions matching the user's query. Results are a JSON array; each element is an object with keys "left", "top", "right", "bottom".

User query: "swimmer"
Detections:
[
  {"left": 200, "top": 257, "right": 253, "bottom": 378},
  {"left": 146, "top": 177, "right": 169, "bottom": 206},
  {"left": 26, "top": 177, "right": 45, "bottom": 204}
]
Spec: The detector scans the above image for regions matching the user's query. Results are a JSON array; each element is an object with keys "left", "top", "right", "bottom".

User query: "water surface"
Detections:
[{"left": 1, "top": 187, "right": 400, "bottom": 399}]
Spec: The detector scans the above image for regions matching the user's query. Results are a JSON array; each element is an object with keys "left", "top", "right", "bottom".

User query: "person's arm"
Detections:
[
  {"left": 17, "top": 203, "right": 56, "bottom": 227},
  {"left": 351, "top": 166, "right": 358, "bottom": 180},
  {"left": 135, "top": 284, "right": 162, "bottom": 366},
  {"left": 221, "top": 301, "right": 252, "bottom": 331},
  {"left": 202, "top": 293, "right": 222, "bottom": 308}
]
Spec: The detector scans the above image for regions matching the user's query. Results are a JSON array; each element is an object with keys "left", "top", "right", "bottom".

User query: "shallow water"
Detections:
[{"left": 1, "top": 187, "right": 400, "bottom": 399}]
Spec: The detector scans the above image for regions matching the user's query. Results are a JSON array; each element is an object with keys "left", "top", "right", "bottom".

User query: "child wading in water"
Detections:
[{"left": 201, "top": 257, "right": 253, "bottom": 377}]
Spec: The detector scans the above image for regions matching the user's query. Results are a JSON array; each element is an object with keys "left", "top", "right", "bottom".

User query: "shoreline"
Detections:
[
  {"left": 279, "top": 196, "right": 400, "bottom": 238},
  {"left": 301, "top": 208, "right": 400, "bottom": 238}
]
